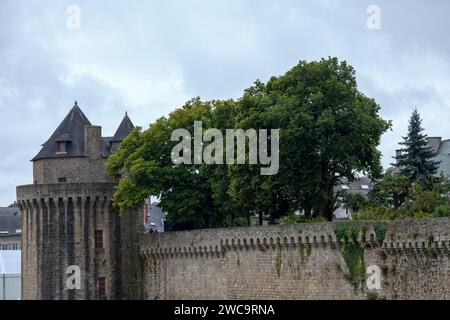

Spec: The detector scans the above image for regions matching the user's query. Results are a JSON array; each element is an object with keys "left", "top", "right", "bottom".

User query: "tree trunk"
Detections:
[
  {"left": 230, "top": 211, "right": 235, "bottom": 227},
  {"left": 318, "top": 169, "right": 336, "bottom": 221}
]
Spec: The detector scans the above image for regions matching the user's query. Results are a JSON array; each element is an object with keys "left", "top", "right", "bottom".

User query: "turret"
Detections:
[
  {"left": 17, "top": 102, "right": 142, "bottom": 300},
  {"left": 110, "top": 111, "right": 135, "bottom": 153}
]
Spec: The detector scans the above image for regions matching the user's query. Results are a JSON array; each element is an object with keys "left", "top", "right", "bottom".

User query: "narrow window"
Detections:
[
  {"left": 98, "top": 277, "right": 106, "bottom": 298},
  {"left": 57, "top": 141, "right": 66, "bottom": 153},
  {"left": 58, "top": 177, "right": 67, "bottom": 183},
  {"left": 95, "top": 230, "right": 103, "bottom": 249}
]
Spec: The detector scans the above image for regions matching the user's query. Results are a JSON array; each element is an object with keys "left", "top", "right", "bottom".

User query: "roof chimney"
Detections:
[{"left": 84, "top": 125, "right": 102, "bottom": 158}]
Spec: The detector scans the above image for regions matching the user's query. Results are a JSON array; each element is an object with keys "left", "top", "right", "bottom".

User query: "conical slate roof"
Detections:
[
  {"left": 32, "top": 102, "right": 91, "bottom": 161},
  {"left": 111, "top": 112, "right": 134, "bottom": 142}
]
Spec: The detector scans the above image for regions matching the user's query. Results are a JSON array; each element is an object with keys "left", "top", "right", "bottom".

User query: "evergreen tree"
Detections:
[{"left": 394, "top": 109, "right": 440, "bottom": 182}]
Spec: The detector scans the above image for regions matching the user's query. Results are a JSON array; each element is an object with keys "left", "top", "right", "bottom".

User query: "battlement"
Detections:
[
  {"left": 140, "top": 218, "right": 450, "bottom": 259},
  {"left": 140, "top": 218, "right": 450, "bottom": 300},
  {"left": 17, "top": 182, "right": 116, "bottom": 201}
]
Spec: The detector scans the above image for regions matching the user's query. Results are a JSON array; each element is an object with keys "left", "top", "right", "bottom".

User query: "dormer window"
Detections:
[
  {"left": 54, "top": 134, "right": 72, "bottom": 154},
  {"left": 57, "top": 141, "right": 67, "bottom": 153}
]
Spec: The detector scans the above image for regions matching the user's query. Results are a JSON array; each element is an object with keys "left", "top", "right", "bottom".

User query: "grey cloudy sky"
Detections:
[{"left": 1, "top": 0, "right": 450, "bottom": 205}]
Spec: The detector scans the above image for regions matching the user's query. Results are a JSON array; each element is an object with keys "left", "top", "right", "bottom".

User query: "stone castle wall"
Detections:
[
  {"left": 17, "top": 182, "right": 142, "bottom": 300},
  {"left": 139, "top": 218, "right": 450, "bottom": 300}
]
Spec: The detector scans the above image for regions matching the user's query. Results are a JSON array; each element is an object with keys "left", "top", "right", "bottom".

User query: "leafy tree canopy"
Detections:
[{"left": 108, "top": 57, "right": 391, "bottom": 226}]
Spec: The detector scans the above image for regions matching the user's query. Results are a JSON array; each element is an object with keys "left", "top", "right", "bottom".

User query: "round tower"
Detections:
[{"left": 17, "top": 102, "right": 142, "bottom": 300}]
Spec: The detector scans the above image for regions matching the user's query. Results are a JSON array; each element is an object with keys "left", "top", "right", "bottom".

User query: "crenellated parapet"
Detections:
[
  {"left": 141, "top": 217, "right": 450, "bottom": 300},
  {"left": 140, "top": 218, "right": 450, "bottom": 260},
  {"left": 17, "top": 182, "right": 116, "bottom": 204}
]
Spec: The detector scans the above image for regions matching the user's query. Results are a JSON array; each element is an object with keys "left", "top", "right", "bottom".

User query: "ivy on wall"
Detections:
[
  {"left": 373, "top": 222, "right": 387, "bottom": 245},
  {"left": 334, "top": 223, "right": 367, "bottom": 287},
  {"left": 275, "top": 250, "right": 282, "bottom": 277},
  {"left": 342, "top": 242, "right": 366, "bottom": 286}
]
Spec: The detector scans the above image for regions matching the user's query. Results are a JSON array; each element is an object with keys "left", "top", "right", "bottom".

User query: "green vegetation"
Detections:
[
  {"left": 352, "top": 176, "right": 450, "bottom": 221},
  {"left": 275, "top": 215, "right": 327, "bottom": 225},
  {"left": 107, "top": 55, "right": 450, "bottom": 228},
  {"left": 427, "top": 234, "right": 435, "bottom": 247},
  {"left": 299, "top": 246, "right": 306, "bottom": 261},
  {"left": 306, "top": 244, "right": 312, "bottom": 257},
  {"left": 299, "top": 243, "right": 312, "bottom": 263},
  {"left": 342, "top": 243, "right": 366, "bottom": 286},
  {"left": 433, "top": 205, "right": 450, "bottom": 217},
  {"left": 352, "top": 110, "right": 450, "bottom": 222},
  {"left": 366, "top": 291, "right": 380, "bottom": 300},
  {"left": 275, "top": 250, "right": 282, "bottom": 277},
  {"left": 334, "top": 223, "right": 366, "bottom": 243},
  {"left": 395, "top": 109, "right": 440, "bottom": 182},
  {"left": 333, "top": 224, "right": 369, "bottom": 287},
  {"left": 342, "top": 192, "right": 368, "bottom": 213},
  {"left": 108, "top": 57, "right": 390, "bottom": 227},
  {"left": 373, "top": 222, "right": 386, "bottom": 245}
]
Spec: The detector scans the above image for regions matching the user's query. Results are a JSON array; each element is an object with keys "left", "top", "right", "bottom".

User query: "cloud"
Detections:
[{"left": 1, "top": 0, "right": 450, "bottom": 205}]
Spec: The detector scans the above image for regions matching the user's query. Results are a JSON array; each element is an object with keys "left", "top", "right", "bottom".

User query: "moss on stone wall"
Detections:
[
  {"left": 374, "top": 222, "right": 387, "bottom": 245},
  {"left": 333, "top": 223, "right": 367, "bottom": 287},
  {"left": 342, "top": 242, "right": 365, "bottom": 286},
  {"left": 275, "top": 250, "right": 282, "bottom": 277}
]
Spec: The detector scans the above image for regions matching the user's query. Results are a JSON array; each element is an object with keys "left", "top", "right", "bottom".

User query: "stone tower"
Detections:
[{"left": 17, "top": 102, "right": 142, "bottom": 300}]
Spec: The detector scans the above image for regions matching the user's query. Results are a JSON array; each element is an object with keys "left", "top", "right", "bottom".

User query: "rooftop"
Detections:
[
  {"left": 0, "top": 208, "right": 21, "bottom": 236},
  {"left": 32, "top": 102, "right": 134, "bottom": 161},
  {"left": 112, "top": 112, "right": 134, "bottom": 142}
]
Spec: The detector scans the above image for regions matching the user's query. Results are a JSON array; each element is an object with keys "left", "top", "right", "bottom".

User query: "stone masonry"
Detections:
[
  {"left": 17, "top": 103, "right": 141, "bottom": 300},
  {"left": 16, "top": 102, "right": 450, "bottom": 300},
  {"left": 140, "top": 218, "right": 450, "bottom": 300}
]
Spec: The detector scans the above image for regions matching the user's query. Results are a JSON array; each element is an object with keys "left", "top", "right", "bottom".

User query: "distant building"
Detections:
[
  {"left": 333, "top": 176, "right": 374, "bottom": 220},
  {"left": 427, "top": 137, "right": 450, "bottom": 177},
  {"left": 0, "top": 250, "right": 21, "bottom": 300},
  {"left": 0, "top": 207, "right": 21, "bottom": 250},
  {"left": 392, "top": 137, "right": 450, "bottom": 178},
  {"left": 143, "top": 199, "right": 166, "bottom": 233}
]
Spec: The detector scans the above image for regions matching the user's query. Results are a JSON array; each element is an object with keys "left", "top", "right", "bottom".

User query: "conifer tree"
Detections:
[{"left": 395, "top": 109, "right": 440, "bottom": 182}]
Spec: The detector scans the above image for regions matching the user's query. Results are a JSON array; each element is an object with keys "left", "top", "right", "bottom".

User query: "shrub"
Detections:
[
  {"left": 275, "top": 214, "right": 305, "bottom": 225},
  {"left": 413, "top": 212, "right": 434, "bottom": 219},
  {"left": 433, "top": 205, "right": 450, "bottom": 217}
]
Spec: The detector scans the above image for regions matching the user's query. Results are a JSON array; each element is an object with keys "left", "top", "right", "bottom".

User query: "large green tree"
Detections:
[
  {"left": 108, "top": 57, "right": 390, "bottom": 226},
  {"left": 230, "top": 58, "right": 391, "bottom": 220},
  {"left": 394, "top": 109, "right": 440, "bottom": 182},
  {"left": 108, "top": 98, "right": 246, "bottom": 229}
]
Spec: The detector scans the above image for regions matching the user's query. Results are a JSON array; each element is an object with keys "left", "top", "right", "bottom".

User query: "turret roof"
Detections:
[{"left": 32, "top": 101, "right": 91, "bottom": 161}]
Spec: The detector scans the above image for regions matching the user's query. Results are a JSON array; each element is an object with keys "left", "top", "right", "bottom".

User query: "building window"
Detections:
[
  {"left": 361, "top": 184, "right": 370, "bottom": 190},
  {"left": 95, "top": 230, "right": 103, "bottom": 249},
  {"left": 58, "top": 177, "right": 67, "bottom": 183},
  {"left": 57, "top": 141, "right": 67, "bottom": 153},
  {"left": 98, "top": 277, "right": 106, "bottom": 299}
]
